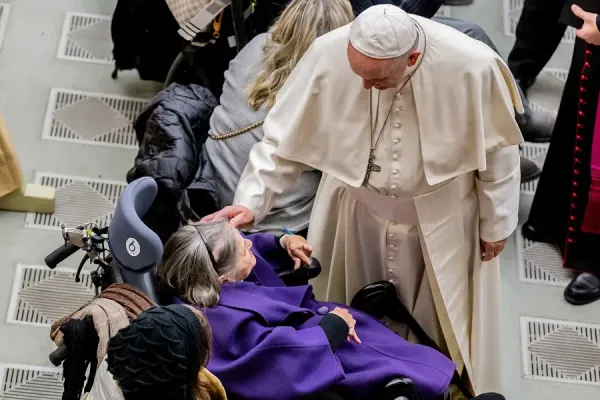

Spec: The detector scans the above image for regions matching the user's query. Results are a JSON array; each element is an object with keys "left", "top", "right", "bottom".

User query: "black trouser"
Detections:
[{"left": 507, "top": 0, "right": 567, "bottom": 88}]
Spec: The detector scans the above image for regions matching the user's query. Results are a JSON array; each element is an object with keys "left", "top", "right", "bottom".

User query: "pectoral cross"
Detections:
[{"left": 363, "top": 147, "right": 381, "bottom": 186}]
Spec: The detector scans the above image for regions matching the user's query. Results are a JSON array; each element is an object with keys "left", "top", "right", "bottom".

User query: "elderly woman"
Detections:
[
  {"left": 201, "top": 0, "right": 354, "bottom": 236},
  {"left": 88, "top": 304, "right": 225, "bottom": 400},
  {"left": 156, "top": 220, "right": 458, "bottom": 400}
]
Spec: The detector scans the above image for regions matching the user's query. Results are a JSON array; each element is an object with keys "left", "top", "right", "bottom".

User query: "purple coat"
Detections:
[{"left": 179, "top": 233, "right": 455, "bottom": 400}]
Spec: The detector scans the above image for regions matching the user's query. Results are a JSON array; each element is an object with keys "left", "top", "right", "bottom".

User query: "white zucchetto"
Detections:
[{"left": 349, "top": 5, "right": 419, "bottom": 59}]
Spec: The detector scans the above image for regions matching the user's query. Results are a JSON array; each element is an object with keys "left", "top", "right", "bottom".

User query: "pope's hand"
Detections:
[
  {"left": 572, "top": 5, "right": 600, "bottom": 45},
  {"left": 201, "top": 205, "right": 255, "bottom": 229},
  {"left": 480, "top": 239, "right": 506, "bottom": 261}
]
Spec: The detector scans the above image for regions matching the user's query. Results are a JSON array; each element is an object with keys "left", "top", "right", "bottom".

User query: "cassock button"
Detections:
[
  {"left": 394, "top": 123, "right": 401, "bottom": 128},
  {"left": 388, "top": 269, "right": 394, "bottom": 273},
  {"left": 395, "top": 93, "right": 401, "bottom": 99},
  {"left": 388, "top": 256, "right": 394, "bottom": 261},
  {"left": 391, "top": 184, "right": 397, "bottom": 189},
  {"left": 392, "top": 154, "right": 399, "bottom": 160},
  {"left": 317, "top": 306, "right": 329, "bottom": 315},
  {"left": 389, "top": 279, "right": 395, "bottom": 283},
  {"left": 389, "top": 244, "right": 395, "bottom": 248},
  {"left": 390, "top": 195, "right": 397, "bottom": 199},
  {"left": 395, "top": 108, "right": 402, "bottom": 113},
  {"left": 392, "top": 169, "right": 399, "bottom": 175},
  {"left": 389, "top": 234, "right": 395, "bottom": 239},
  {"left": 393, "top": 138, "right": 401, "bottom": 144}
]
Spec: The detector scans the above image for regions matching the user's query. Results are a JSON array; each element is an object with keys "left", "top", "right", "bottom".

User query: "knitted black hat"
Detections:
[{"left": 106, "top": 305, "right": 206, "bottom": 400}]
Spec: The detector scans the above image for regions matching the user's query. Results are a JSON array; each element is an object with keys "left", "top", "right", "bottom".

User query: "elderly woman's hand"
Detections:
[
  {"left": 282, "top": 235, "right": 313, "bottom": 269},
  {"left": 330, "top": 307, "right": 361, "bottom": 344},
  {"left": 572, "top": 5, "right": 600, "bottom": 45}
]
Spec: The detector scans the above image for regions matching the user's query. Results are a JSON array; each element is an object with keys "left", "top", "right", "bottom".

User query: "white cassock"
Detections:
[{"left": 232, "top": 16, "right": 523, "bottom": 394}]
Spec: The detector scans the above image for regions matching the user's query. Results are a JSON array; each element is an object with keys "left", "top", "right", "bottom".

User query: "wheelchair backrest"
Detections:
[{"left": 108, "top": 177, "right": 163, "bottom": 302}]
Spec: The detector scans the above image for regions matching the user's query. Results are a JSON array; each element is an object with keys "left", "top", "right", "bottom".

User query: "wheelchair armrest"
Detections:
[
  {"left": 277, "top": 257, "right": 321, "bottom": 286},
  {"left": 351, "top": 281, "right": 440, "bottom": 351},
  {"left": 350, "top": 281, "right": 399, "bottom": 319}
]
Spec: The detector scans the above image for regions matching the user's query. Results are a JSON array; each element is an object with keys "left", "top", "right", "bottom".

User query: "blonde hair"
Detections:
[
  {"left": 247, "top": 0, "right": 354, "bottom": 110},
  {"left": 185, "top": 306, "right": 223, "bottom": 400}
]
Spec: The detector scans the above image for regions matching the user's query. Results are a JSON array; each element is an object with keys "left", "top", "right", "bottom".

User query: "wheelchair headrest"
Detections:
[{"left": 109, "top": 177, "right": 163, "bottom": 274}]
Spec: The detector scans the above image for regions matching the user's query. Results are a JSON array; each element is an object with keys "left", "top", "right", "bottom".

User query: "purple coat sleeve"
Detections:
[{"left": 207, "top": 307, "right": 346, "bottom": 399}]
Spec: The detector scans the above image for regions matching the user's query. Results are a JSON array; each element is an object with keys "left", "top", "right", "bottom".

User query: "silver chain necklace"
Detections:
[{"left": 363, "top": 21, "right": 428, "bottom": 187}]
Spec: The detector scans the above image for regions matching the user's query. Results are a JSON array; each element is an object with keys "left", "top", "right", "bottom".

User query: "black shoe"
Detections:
[
  {"left": 521, "top": 222, "right": 549, "bottom": 242},
  {"left": 516, "top": 106, "right": 555, "bottom": 143},
  {"left": 382, "top": 378, "right": 419, "bottom": 400},
  {"left": 443, "top": 0, "right": 474, "bottom": 5},
  {"left": 472, "top": 394, "right": 506, "bottom": 400},
  {"left": 520, "top": 157, "right": 541, "bottom": 183},
  {"left": 564, "top": 273, "right": 600, "bottom": 305}
]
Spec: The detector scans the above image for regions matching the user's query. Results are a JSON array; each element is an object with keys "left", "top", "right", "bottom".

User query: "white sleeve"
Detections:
[
  {"left": 475, "top": 145, "right": 521, "bottom": 242},
  {"left": 233, "top": 138, "right": 306, "bottom": 225}
]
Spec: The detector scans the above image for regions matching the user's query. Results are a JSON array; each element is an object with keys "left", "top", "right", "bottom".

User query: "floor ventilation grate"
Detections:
[
  {"left": 520, "top": 143, "right": 549, "bottom": 195},
  {"left": 0, "top": 3, "right": 11, "bottom": 51},
  {"left": 503, "top": 0, "right": 575, "bottom": 43},
  {"left": 0, "top": 364, "right": 63, "bottom": 399},
  {"left": 24, "top": 172, "right": 126, "bottom": 231},
  {"left": 6, "top": 264, "right": 95, "bottom": 327},
  {"left": 521, "top": 317, "right": 600, "bottom": 385},
  {"left": 57, "top": 12, "right": 113, "bottom": 64},
  {"left": 42, "top": 88, "right": 147, "bottom": 149},
  {"left": 545, "top": 68, "right": 569, "bottom": 83},
  {"left": 516, "top": 229, "right": 574, "bottom": 287}
]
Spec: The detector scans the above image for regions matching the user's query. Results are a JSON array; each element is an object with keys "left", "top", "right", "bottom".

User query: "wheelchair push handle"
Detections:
[
  {"left": 277, "top": 257, "right": 322, "bottom": 280},
  {"left": 45, "top": 243, "right": 80, "bottom": 269},
  {"left": 49, "top": 343, "right": 68, "bottom": 366}
]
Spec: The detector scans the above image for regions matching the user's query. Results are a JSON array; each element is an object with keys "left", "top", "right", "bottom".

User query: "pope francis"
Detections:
[{"left": 204, "top": 4, "right": 523, "bottom": 394}]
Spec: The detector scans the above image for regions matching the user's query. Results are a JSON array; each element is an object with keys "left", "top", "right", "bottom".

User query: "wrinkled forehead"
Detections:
[{"left": 347, "top": 42, "right": 398, "bottom": 79}]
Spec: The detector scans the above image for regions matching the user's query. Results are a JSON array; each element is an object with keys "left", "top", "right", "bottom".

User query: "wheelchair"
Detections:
[{"left": 45, "top": 177, "right": 469, "bottom": 400}]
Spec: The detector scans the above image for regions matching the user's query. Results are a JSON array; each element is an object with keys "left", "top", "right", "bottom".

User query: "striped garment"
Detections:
[{"left": 201, "top": 34, "right": 321, "bottom": 234}]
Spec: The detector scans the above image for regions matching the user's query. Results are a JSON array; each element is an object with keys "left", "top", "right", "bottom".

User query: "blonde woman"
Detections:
[{"left": 201, "top": 0, "right": 354, "bottom": 236}]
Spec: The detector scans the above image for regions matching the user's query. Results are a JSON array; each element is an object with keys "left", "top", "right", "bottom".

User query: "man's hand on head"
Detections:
[{"left": 201, "top": 205, "right": 256, "bottom": 230}]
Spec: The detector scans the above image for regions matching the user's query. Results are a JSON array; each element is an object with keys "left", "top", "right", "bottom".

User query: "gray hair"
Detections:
[{"left": 156, "top": 220, "right": 239, "bottom": 308}]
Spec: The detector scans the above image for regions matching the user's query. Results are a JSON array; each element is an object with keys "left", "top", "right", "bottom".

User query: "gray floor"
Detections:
[{"left": 0, "top": 0, "right": 599, "bottom": 398}]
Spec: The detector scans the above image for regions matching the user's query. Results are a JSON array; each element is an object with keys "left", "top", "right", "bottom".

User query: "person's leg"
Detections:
[
  {"left": 432, "top": 16, "right": 499, "bottom": 52},
  {"left": 434, "top": 16, "right": 554, "bottom": 143},
  {"left": 507, "top": 0, "right": 567, "bottom": 94},
  {"left": 433, "top": 17, "right": 551, "bottom": 180},
  {"left": 394, "top": 0, "right": 445, "bottom": 18}
]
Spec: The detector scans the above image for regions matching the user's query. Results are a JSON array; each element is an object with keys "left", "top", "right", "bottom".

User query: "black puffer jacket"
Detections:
[{"left": 127, "top": 83, "right": 219, "bottom": 242}]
